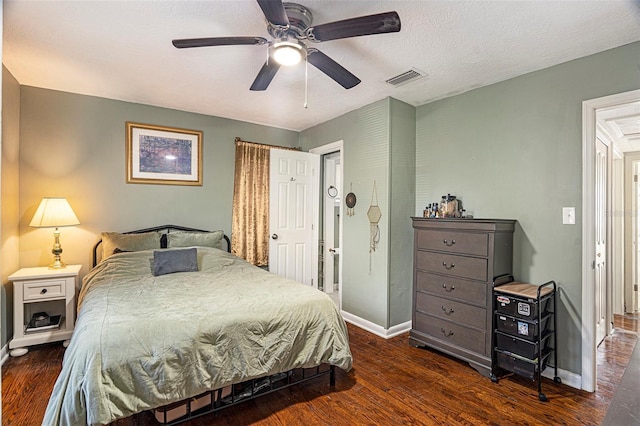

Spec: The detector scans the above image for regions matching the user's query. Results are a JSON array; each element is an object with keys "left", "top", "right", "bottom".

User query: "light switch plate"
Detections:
[{"left": 563, "top": 207, "right": 575, "bottom": 225}]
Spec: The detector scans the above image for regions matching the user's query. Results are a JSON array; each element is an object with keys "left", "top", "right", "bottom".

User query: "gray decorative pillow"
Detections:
[
  {"left": 167, "top": 230, "right": 225, "bottom": 250},
  {"left": 152, "top": 248, "right": 198, "bottom": 276},
  {"left": 101, "top": 231, "right": 160, "bottom": 261}
]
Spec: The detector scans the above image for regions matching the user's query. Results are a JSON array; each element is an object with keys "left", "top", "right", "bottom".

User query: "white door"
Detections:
[
  {"left": 269, "top": 149, "right": 319, "bottom": 286},
  {"left": 595, "top": 137, "right": 608, "bottom": 346}
]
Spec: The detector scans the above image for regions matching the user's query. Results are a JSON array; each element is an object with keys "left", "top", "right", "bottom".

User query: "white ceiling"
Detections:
[{"left": 3, "top": 1, "right": 640, "bottom": 132}]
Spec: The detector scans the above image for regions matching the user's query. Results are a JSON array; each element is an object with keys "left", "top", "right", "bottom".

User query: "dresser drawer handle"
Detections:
[
  {"left": 442, "top": 261, "right": 455, "bottom": 270},
  {"left": 442, "top": 283, "right": 455, "bottom": 292},
  {"left": 40, "top": 288, "right": 48, "bottom": 295},
  {"left": 440, "top": 328, "right": 454, "bottom": 337},
  {"left": 443, "top": 239, "right": 456, "bottom": 246},
  {"left": 441, "top": 306, "right": 455, "bottom": 314}
]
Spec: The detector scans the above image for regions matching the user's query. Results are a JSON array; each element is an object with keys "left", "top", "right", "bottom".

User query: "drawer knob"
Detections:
[
  {"left": 442, "top": 261, "right": 455, "bottom": 270},
  {"left": 40, "top": 288, "right": 48, "bottom": 294},
  {"left": 441, "top": 306, "right": 455, "bottom": 314},
  {"left": 443, "top": 239, "right": 456, "bottom": 246},
  {"left": 440, "top": 328, "right": 454, "bottom": 337},
  {"left": 442, "top": 283, "right": 455, "bottom": 292}
]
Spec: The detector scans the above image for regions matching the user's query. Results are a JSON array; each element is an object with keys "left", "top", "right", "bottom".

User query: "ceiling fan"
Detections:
[{"left": 172, "top": 0, "right": 401, "bottom": 91}]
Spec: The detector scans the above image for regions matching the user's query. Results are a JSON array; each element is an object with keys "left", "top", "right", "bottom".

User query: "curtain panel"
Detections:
[
  {"left": 231, "top": 139, "right": 301, "bottom": 266},
  {"left": 231, "top": 139, "right": 270, "bottom": 266}
]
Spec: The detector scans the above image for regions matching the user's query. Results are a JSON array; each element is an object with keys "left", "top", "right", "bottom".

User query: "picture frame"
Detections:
[{"left": 126, "top": 122, "right": 203, "bottom": 186}]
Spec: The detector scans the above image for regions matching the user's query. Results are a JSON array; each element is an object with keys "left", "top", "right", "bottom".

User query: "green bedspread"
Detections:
[{"left": 43, "top": 247, "right": 352, "bottom": 425}]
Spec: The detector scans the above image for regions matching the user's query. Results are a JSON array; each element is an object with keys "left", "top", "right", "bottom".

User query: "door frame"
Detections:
[
  {"left": 611, "top": 145, "right": 624, "bottom": 317},
  {"left": 310, "top": 140, "right": 344, "bottom": 303},
  {"left": 322, "top": 152, "right": 340, "bottom": 294},
  {"left": 594, "top": 135, "right": 610, "bottom": 347},
  {"left": 581, "top": 88, "right": 640, "bottom": 392}
]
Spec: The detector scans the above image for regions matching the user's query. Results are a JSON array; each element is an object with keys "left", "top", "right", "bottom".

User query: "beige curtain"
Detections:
[
  {"left": 231, "top": 139, "right": 271, "bottom": 266},
  {"left": 231, "top": 138, "right": 301, "bottom": 266}
]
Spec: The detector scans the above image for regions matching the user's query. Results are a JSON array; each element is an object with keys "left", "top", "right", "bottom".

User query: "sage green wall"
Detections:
[
  {"left": 18, "top": 87, "right": 299, "bottom": 281},
  {"left": 388, "top": 98, "right": 415, "bottom": 326},
  {"left": 301, "top": 99, "right": 390, "bottom": 326},
  {"left": 415, "top": 41, "right": 640, "bottom": 374},
  {"left": 1, "top": 67, "right": 20, "bottom": 348},
  {"left": 300, "top": 97, "right": 416, "bottom": 330}
]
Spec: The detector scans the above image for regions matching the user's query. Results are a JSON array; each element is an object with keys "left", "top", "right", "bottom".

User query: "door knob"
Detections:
[
  {"left": 271, "top": 234, "right": 279, "bottom": 240},
  {"left": 329, "top": 248, "right": 336, "bottom": 254}
]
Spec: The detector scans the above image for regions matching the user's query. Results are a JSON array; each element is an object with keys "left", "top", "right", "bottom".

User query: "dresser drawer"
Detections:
[
  {"left": 23, "top": 280, "right": 66, "bottom": 301},
  {"left": 416, "top": 271, "right": 487, "bottom": 305},
  {"left": 416, "top": 251, "right": 487, "bottom": 281},
  {"left": 414, "top": 311, "right": 486, "bottom": 354},
  {"left": 415, "top": 293, "right": 486, "bottom": 329},
  {"left": 416, "top": 229, "right": 488, "bottom": 256}
]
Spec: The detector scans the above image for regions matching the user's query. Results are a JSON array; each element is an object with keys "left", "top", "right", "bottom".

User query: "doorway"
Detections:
[
  {"left": 323, "top": 151, "right": 341, "bottom": 307},
  {"left": 582, "top": 89, "right": 640, "bottom": 392},
  {"left": 310, "top": 141, "right": 344, "bottom": 309}
]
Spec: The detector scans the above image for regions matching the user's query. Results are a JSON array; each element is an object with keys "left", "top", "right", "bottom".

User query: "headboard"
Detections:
[{"left": 92, "top": 224, "right": 231, "bottom": 267}]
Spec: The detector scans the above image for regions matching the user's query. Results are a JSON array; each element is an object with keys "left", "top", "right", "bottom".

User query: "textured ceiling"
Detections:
[{"left": 3, "top": 1, "right": 640, "bottom": 131}]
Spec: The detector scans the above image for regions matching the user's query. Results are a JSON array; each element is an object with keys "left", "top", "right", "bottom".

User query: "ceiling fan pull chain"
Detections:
[{"left": 304, "top": 55, "right": 308, "bottom": 109}]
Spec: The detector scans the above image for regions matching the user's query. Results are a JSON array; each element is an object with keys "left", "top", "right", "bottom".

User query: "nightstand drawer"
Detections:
[{"left": 23, "top": 280, "right": 66, "bottom": 301}]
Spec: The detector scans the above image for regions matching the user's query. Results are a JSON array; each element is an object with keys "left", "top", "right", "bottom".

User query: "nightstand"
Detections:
[{"left": 9, "top": 265, "right": 82, "bottom": 356}]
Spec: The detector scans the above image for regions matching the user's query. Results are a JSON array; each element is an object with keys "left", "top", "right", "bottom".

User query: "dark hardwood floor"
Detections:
[{"left": 2, "top": 318, "right": 638, "bottom": 426}]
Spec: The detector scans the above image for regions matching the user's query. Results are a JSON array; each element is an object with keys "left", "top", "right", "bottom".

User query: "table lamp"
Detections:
[{"left": 29, "top": 197, "right": 80, "bottom": 269}]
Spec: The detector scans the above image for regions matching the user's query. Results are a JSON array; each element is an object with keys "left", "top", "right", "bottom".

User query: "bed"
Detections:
[{"left": 43, "top": 225, "right": 353, "bottom": 425}]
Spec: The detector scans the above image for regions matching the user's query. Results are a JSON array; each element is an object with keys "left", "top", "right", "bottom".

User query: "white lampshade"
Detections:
[{"left": 29, "top": 197, "right": 80, "bottom": 228}]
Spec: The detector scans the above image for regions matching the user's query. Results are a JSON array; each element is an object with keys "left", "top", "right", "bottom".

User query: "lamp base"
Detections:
[
  {"left": 48, "top": 260, "right": 67, "bottom": 269},
  {"left": 49, "top": 228, "right": 67, "bottom": 269}
]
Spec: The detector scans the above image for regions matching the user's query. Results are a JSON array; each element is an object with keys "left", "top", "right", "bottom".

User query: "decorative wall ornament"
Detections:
[
  {"left": 345, "top": 182, "right": 357, "bottom": 216},
  {"left": 367, "top": 180, "right": 382, "bottom": 272}
]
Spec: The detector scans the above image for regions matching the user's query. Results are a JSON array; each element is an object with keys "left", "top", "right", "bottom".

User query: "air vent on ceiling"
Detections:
[{"left": 385, "top": 68, "right": 427, "bottom": 87}]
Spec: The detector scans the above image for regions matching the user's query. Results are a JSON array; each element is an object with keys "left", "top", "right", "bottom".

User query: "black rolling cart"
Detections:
[{"left": 490, "top": 275, "right": 562, "bottom": 401}]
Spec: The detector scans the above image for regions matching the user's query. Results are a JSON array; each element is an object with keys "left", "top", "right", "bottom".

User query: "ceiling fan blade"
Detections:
[
  {"left": 250, "top": 60, "right": 281, "bottom": 91},
  {"left": 256, "top": 0, "right": 290, "bottom": 27},
  {"left": 307, "top": 49, "right": 361, "bottom": 89},
  {"left": 306, "top": 11, "right": 401, "bottom": 42},
  {"left": 172, "top": 37, "right": 267, "bottom": 49}
]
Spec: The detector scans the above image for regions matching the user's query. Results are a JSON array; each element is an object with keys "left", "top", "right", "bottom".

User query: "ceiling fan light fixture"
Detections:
[{"left": 272, "top": 40, "right": 305, "bottom": 66}]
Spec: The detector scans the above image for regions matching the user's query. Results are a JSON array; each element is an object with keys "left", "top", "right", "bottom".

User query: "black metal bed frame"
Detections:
[
  {"left": 154, "top": 365, "right": 336, "bottom": 425},
  {"left": 91, "top": 224, "right": 232, "bottom": 267}
]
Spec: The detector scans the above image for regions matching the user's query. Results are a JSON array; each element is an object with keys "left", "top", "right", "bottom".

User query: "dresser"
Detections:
[{"left": 410, "top": 218, "right": 515, "bottom": 377}]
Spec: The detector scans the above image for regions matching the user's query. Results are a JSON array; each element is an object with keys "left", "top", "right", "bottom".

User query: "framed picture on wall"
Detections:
[{"left": 126, "top": 122, "right": 203, "bottom": 186}]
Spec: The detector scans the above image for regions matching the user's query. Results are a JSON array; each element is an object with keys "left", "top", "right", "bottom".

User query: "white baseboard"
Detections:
[
  {"left": 341, "top": 310, "right": 411, "bottom": 339},
  {"left": 1, "top": 343, "right": 8, "bottom": 367},
  {"left": 542, "top": 366, "right": 581, "bottom": 390}
]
